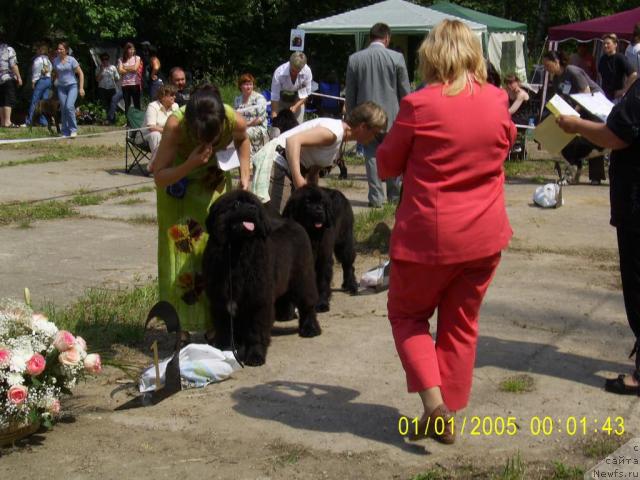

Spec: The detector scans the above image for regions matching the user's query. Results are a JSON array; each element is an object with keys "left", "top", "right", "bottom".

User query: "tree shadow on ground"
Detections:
[{"left": 231, "top": 380, "right": 427, "bottom": 455}]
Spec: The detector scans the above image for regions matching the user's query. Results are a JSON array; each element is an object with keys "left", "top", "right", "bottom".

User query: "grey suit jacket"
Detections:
[{"left": 345, "top": 42, "right": 411, "bottom": 126}]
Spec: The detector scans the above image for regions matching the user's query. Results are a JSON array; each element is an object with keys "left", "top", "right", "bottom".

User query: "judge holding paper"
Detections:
[
  {"left": 557, "top": 78, "right": 640, "bottom": 396},
  {"left": 543, "top": 51, "right": 605, "bottom": 185}
]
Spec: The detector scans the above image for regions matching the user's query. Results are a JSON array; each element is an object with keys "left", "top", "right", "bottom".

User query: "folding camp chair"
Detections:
[{"left": 125, "top": 107, "right": 151, "bottom": 175}]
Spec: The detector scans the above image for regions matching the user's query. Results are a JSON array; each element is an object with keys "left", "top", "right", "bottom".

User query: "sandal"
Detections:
[
  {"left": 605, "top": 373, "right": 640, "bottom": 396},
  {"left": 407, "top": 404, "right": 456, "bottom": 444}
]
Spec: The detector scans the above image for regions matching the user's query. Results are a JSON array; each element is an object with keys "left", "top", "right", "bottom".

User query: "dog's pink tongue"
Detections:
[
  {"left": 243, "top": 221, "right": 255, "bottom": 231},
  {"left": 314, "top": 223, "right": 323, "bottom": 229}
]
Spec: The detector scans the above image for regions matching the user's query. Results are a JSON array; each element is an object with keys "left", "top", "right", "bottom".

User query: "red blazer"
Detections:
[{"left": 377, "top": 81, "right": 516, "bottom": 265}]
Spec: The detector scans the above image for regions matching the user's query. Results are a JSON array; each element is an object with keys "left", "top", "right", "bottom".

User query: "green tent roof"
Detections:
[{"left": 430, "top": 1, "right": 527, "bottom": 33}]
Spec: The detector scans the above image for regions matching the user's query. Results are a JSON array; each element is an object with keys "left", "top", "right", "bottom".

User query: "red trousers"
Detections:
[{"left": 387, "top": 253, "right": 501, "bottom": 411}]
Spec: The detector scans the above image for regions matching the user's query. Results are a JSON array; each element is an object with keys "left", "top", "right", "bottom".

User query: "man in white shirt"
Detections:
[
  {"left": 271, "top": 52, "right": 312, "bottom": 124},
  {"left": 144, "top": 84, "right": 179, "bottom": 171},
  {"left": 625, "top": 23, "right": 640, "bottom": 73}
]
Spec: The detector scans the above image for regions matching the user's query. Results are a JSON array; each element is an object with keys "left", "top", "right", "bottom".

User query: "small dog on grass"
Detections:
[{"left": 30, "top": 89, "right": 61, "bottom": 135}]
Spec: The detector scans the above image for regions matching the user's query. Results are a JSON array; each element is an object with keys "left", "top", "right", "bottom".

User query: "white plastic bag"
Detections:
[
  {"left": 139, "top": 343, "right": 241, "bottom": 392},
  {"left": 533, "top": 183, "right": 563, "bottom": 208},
  {"left": 360, "top": 260, "right": 390, "bottom": 290}
]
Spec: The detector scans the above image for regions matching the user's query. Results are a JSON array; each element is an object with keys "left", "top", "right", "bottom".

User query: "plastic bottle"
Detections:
[{"left": 526, "top": 117, "right": 535, "bottom": 140}]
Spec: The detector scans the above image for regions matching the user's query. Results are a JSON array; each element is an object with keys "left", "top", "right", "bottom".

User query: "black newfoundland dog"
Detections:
[
  {"left": 203, "top": 190, "right": 321, "bottom": 366},
  {"left": 283, "top": 185, "right": 358, "bottom": 312}
]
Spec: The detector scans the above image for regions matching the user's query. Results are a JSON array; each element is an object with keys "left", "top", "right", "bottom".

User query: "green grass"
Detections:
[
  {"left": 41, "top": 281, "right": 157, "bottom": 350},
  {"left": 0, "top": 185, "right": 156, "bottom": 225},
  {"left": 582, "top": 434, "right": 626, "bottom": 459},
  {"left": 495, "top": 452, "right": 526, "bottom": 480},
  {"left": 503, "top": 158, "right": 557, "bottom": 180},
  {"left": 354, "top": 202, "right": 396, "bottom": 252},
  {"left": 411, "top": 469, "right": 447, "bottom": 480},
  {"left": 325, "top": 178, "right": 359, "bottom": 190},
  {"left": 0, "top": 153, "right": 68, "bottom": 168},
  {"left": 268, "top": 441, "right": 308, "bottom": 467},
  {"left": 0, "top": 200, "right": 77, "bottom": 225},
  {"left": 549, "top": 462, "right": 583, "bottom": 479},
  {"left": 115, "top": 197, "right": 146, "bottom": 206},
  {"left": 499, "top": 374, "right": 535, "bottom": 393},
  {"left": 0, "top": 125, "right": 114, "bottom": 140},
  {"left": 343, "top": 152, "right": 365, "bottom": 166},
  {"left": 127, "top": 214, "right": 157, "bottom": 225}
]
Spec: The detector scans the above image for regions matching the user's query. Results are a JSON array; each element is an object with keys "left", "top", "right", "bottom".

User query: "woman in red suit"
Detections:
[{"left": 377, "top": 20, "right": 515, "bottom": 444}]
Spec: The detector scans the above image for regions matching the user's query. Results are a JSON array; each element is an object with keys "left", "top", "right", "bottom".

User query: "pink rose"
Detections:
[
  {"left": 26, "top": 353, "right": 46, "bottom": 376},
  {"left": 75, "top": 336, "right": 87, "bottom": 352},
  {"left": 58, "top": 346, "right": 82, "bottom": 366},
  {"left": 83, "top": 353, "right": 102, "bottom": 374},
  {"left": 53, "top": 330, "right": 76, "bottom": 352},
  {"left": 49, "top": 399, "right": 61, "bottom": 416},
  {"left": 0, "top": 349, "right": 10, "bottom": 367},
  {"left": 8, "top": 385, "right": 28, "bottom": 404}
]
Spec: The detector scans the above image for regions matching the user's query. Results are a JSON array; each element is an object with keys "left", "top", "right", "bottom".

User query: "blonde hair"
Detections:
[
  {"left": 346, "top": 101, "right": 387, "bottom": 131},
  {"left": 418, "top": 20, "right": 487, "bottom": 96}
]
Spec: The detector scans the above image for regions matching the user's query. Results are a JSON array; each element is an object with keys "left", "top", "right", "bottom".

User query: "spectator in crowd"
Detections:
[
  {"left": 52, "top": 41, "right": 84, "bottom": 138},
  {"left": 117, "top": 42, "right": 142, "bottom": 113},
  {"left": 26, "top": 42, "right": 52, "bottom": 127},
  {"left": 569, "top": 43, "right": 597, "bottom": 80},
  {"left": 624, "top": 23, "right": 640, "bottom": 73},
  {"left": 543, "top": 50, "right": 605, "bottom": 184},
  {"left": 377, "top": 20, "right": 515, "bottom": 445},
  {"left": 95, "top": 52, "right": 119, "bottom": 123},
  {"left": 0, "top": 32, "right": 23, "bottom": 128},
  {"left": 598, "top": 33, "right": 637, "bottom": 102},
  {"left": 145, "top": 84, "right": 178, "bottom": 171},
  {"left": 345, "top": 22, "right": 410, "bottom": 208},
  {"left": 270, "top": 52, "right": 313, "bottom": 124},
  {"left": 234, "top": 72, "right": 269, "bottom": 155},
  {"left": 557, "top": 78, "right": 640, "bottom": 396},
  {"left": 152, "top": 85, "right": 251, "bottom": 344},
  {"left": 504, "top": 74, "right": 530, "bottom": 124},
  {"left": 140, "top": 41, "right": 163, "bottom": 100},
  {"left": 251, "top": 101, "right": 387, "bottom": 214},
  {"left": 169, "top": 67, "right": 190, "bottom": 107}
]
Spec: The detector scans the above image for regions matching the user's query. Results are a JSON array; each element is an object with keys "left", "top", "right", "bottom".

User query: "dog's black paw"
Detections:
[
  {"left": 342, "top": 279, "right": 359, "bottom": 295},
  {"left": 244, "top": 345, "right": 266, "bottom": 366},
  {"left": 315, "top": 301, "right": 330, "bottom": 313},
  {"left": 299, "top": 319, "right": 322, "bottom": 337}
]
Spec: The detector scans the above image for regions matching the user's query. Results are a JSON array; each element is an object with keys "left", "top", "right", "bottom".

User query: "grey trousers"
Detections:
[{"left": 363, "top": 140, "right": 401, "bottom": 206}]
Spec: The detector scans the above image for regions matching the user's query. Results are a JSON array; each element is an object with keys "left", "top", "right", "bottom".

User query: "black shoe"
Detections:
[{"left": 604, "top": 374, "right": 640, "bottom": 395}]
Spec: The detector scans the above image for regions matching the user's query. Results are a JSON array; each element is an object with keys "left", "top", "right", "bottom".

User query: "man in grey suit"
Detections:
[{"left": 346, "top": 23, "right": 410, "bottom": 207}]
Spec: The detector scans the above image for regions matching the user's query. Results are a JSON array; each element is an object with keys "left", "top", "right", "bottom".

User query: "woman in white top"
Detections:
[
  {"left": 233, "top": 72, "right": 268, "bottom": 155},
  {"left": 95, "top": 52, "right": 119, "bottom": 122},
  {"left": 26, "top": 43, "right": 52, "bottom": 127},
  {"left": 145, "top": 84, "right": 178, "bottom": 171},
  {"left": 251, "top": 101, "right": 387, "bottom": 213}
]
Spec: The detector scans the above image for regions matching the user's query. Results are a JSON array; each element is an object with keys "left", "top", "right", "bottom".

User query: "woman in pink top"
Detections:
[
  {"left": 117, "top": 42, "right": 142, "bottom": 113},
  {"left": 377, "top": 20, "right": 515, "bottom": 444}
]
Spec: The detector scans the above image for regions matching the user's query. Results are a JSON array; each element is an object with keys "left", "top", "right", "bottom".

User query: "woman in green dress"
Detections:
[{"left": 152, "top": 84, "right": 251, "bottom": 343}]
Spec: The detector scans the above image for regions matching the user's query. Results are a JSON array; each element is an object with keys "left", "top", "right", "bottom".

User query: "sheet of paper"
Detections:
[
  {"left": 546, "top": 94, "right": 580, "bottom": 118},
  {"left": 216, "top": 147, "right": 240, "bottom": 171},
  {"left": 533, "top": 114, "right": 577, "bottom": 154},
  {"left": 570, "top": 91, "right": 614, "bottom": 122}
]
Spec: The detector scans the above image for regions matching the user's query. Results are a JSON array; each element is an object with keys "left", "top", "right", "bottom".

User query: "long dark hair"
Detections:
[
  {"left": 185, "top": 84, "right": 226, "bottom": 144},
  {"left": 122, "top": 42, "right": 135, "bottom": 61}
]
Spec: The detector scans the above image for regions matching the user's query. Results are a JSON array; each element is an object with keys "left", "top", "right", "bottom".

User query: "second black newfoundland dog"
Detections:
[
  {"left": 203, "top": 190, "right": 320, "bottom": 366},
  {"left": 283, "top": 185, "right": 358, "bottom": 312}
]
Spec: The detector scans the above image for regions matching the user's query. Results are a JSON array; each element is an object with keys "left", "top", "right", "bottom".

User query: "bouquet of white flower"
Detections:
[{"left": 0, "top": 299, "right": 101, "bottom": 440}]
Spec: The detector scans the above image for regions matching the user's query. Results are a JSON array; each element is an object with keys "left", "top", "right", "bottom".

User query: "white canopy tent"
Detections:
[{"left": 297, "top": 0, "right": 487, "bottom": 51}]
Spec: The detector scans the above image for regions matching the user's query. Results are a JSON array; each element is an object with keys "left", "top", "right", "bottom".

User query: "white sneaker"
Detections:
[{"left": 69, "top": 131, "right": 77, "bottom": 138}]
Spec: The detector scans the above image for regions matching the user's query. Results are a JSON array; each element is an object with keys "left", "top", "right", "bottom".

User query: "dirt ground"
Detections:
[{"left": 0, "top": 132, "right": 638, "bottom": 479}]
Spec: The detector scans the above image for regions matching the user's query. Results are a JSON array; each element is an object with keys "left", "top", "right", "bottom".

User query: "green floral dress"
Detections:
[{"left": 157, "top": 104, "right": 236, "bottom": 332}]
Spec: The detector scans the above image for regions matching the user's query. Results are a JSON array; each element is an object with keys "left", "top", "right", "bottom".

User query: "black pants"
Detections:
[
  {"left": 122, "top": 85, "right": 141, "bottom": 113},
  {"left": 617, "top": 227, "right": 640, "bottom": 365},
  {"left": 97, "top": 87, "right": 115, "bottom": 115}
]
